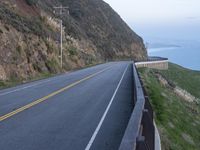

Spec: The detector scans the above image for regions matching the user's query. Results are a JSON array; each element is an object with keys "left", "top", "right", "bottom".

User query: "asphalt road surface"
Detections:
[{"left": 0, "top": 62, "right": 134, "bottom": 150}]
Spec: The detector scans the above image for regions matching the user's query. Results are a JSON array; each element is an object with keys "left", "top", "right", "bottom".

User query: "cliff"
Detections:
[{"left": 0, "top": 0, "right": 147, "bottom": 82}]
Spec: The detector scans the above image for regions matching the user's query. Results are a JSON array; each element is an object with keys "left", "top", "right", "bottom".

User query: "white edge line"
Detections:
[
  {"left": 0, "top": 79, "right": 53, "bottom": 96},
  {"left": 0, "top": 65, "right": 109, "bottom": 96},
  {"left": 0, "top": 66, "right": 106, "bottom": 96},
  {"left": 85, "top": 65, "right": 129, "bottom": 150}
]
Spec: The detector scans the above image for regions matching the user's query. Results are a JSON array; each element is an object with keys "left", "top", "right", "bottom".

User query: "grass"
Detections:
[
  {"left": 0, "top": 61, "right": 103, "bottom": 90},
  {"left": 138, "top": 63, "right": 200, "bottom": 150},
  {"left": 0, "top": 79, "right": 22, "bottom": 90},
  {"left": 0, "top": 72, "right": 53, "bottom": 90},
  {"left": 157, "top": 63, "right": 200, "bottom": 98}
]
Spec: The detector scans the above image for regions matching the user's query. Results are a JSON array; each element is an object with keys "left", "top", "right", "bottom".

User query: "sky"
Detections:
[{"left": 104, "top": 0, "right": 200, "bottom": 41}]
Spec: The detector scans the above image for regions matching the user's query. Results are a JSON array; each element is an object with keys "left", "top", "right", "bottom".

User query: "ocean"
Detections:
[{"left": 148, "top": 40, "right": 200, "bottom": 71}]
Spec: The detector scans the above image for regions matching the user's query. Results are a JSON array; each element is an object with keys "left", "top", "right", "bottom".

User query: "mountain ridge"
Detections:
[{"left": 0, "top": 0, "right": 146, "bottom": 82}]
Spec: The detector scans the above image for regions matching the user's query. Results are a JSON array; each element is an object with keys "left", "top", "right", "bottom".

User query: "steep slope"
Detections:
[
  {"left": 0, "top": 0, "right": 146, "bottom": 83},
  {"left": 139, "top": 63, "right": 200, "bottom": 150}
]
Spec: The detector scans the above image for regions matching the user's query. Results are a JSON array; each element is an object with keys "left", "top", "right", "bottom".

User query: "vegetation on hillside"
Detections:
[
  {"left": 157, "top": 63, "right": 200, "bottom": 98},
  {"left": 139, "top": 63, "right": 200, "bottom": 150},
  {"left": 0, "top": 72, "right": 53, "bottom": 90},
  {"left": 0, "top": 4, "right": 52, "bottom": 38},
  {"left": 25, "top": 0, "right": 38, "bottom": 6},
  {"left": 0, "top": 0, "right": 146, "bottom": 87}
]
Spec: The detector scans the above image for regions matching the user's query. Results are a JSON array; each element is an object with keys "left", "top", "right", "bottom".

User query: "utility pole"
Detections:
[{"left": 53, "top": 5, "right": 69, "bottom": 69}]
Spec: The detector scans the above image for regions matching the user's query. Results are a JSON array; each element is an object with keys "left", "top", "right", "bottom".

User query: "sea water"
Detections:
[{"left": 148, "top": 40, "right": 200, "bottom": 71}]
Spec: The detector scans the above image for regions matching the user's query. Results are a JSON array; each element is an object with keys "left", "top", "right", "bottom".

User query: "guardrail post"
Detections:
[
  {"left": 141, "top": 110, "right": 155, "bottom": 150},
  {"left": 144, "top": 97, "right": 153, "bottom": 121},
  {"left": 136, "top": 136, "right": 148, "bottom": 150}
]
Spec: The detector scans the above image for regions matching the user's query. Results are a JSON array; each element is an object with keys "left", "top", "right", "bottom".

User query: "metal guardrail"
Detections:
[
  {"left": 119, "top": 62, "right": 155, "bottom": 150},
  {"left": 147, "top": 56, "right": 168, "bottom": 61},
  {"left": 135, "top": 56, "right": 169, "bottom": 70},
  {"left": 135, "top": 56, "right": 168, "bottom": 63}
]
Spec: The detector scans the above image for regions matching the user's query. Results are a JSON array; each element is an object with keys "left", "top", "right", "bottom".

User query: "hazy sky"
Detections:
[{"left": 104, "top": 0, "right": 200, "bottom": 41}]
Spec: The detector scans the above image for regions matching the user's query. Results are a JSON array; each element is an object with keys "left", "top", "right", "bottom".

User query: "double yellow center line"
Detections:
[{"left": 0, "top": 67, "right": 110, "bottom": 122}]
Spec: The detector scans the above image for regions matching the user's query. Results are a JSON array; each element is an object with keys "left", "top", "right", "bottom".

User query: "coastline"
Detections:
[{"left": 148, "top": 44, "right": 200, "bottom": 71}]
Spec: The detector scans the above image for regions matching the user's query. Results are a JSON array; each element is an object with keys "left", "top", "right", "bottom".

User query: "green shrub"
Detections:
[
  {"left": 16, "top": 45, "right": 22, "bottom": 54},
  {"left": 68, "top": 46, "right": 78, "bottom": 56},
  {"left": 46, "top": 59, "right": 59, "bottom": 73},
  {"left": 4, "top": 25, "right": 9, "bottom": 31},
  {"left": 25, "top": 0, "right": 37, "bottom": 6},
  {"left": 32, "top": 63, "right": 42, "bottom": 72},
  {"left": 45, "top": 41, "right": 54, "bottom": 54},
  {"left": 0, "top": 28, "right": 3, "bottom": 34},
  {"left": 0, "top": 80, "right": 6, "bottom": 87}
]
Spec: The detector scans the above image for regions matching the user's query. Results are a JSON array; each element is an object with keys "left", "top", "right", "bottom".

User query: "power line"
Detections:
[{"left": 53, "top": 5, "right": 69, "bottom": 69}]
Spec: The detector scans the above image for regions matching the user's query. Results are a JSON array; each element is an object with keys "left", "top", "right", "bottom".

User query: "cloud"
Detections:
[{"left": 104, "top": 0, "right": 200, "bottom": 24}]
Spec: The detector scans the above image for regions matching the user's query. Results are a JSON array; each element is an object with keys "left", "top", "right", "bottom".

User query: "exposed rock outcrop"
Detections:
[{"left": 156, "top": 73, "right": 200, "bottom": 104}]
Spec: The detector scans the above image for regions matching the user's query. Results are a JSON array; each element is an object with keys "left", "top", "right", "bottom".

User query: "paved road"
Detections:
[{"left": 0, "top": 62, "right": 134, "bottom": 150}]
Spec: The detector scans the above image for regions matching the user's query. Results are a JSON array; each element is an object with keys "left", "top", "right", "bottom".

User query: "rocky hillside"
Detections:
[{"left": 0, "top": 0, "right": 146, "bottom": 82}]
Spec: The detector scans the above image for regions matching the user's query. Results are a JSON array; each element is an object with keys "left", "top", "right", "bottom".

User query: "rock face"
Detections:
[{"left": 0, "top": 0, "right": 147, "bottom": 81}]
